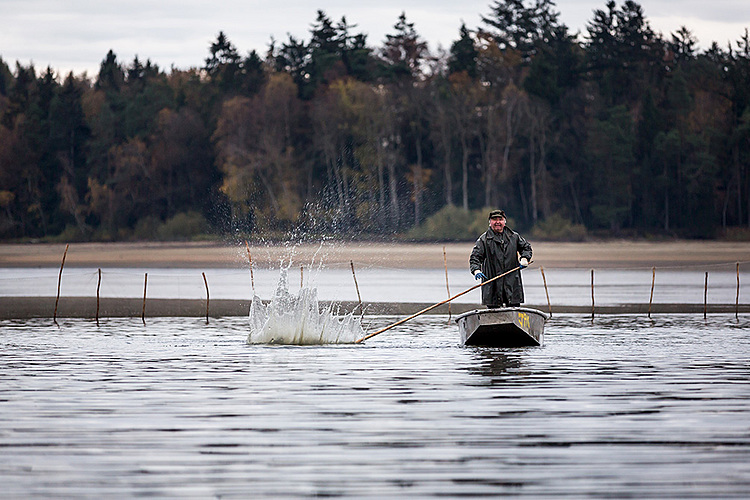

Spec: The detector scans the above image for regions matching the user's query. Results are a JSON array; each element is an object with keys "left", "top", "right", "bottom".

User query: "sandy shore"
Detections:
[{"left": 1, "top": 240, "right": 749, "bottom": 269}]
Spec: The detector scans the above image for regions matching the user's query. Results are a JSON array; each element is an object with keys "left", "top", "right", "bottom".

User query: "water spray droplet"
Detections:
[{"left": 247, "top": 269, "right": 364, "bottom": 345}]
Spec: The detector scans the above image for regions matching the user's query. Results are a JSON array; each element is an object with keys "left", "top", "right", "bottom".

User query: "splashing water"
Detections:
[{"left": 247, "top": 269, "right": 365, "bottom": 345}]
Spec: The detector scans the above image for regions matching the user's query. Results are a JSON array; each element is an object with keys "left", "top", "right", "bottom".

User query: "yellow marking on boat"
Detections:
[{"left": 517, "top": 312, "right": 530, "bottom": 330}]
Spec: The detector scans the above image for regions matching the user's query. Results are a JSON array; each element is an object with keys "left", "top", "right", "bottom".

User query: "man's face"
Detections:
[{"left": 489, "top": 216, "right": 506, "bottom": 232}]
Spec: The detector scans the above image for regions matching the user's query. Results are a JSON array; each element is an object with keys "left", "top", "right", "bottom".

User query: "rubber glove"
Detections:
[
  {"left": 473, "top": 270, "right": 487, "bottom": 280},
  {"left": 519, "top": 257, "right": 529, "bottom": 268}
]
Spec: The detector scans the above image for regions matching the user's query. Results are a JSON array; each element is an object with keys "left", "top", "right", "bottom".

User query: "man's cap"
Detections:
[{"left": 488, "top": 209, "right": 506, "bottom": 219}]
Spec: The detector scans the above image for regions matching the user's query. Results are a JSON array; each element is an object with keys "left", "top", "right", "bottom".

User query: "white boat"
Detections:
[{"left": 455, "top": 307, "right": 549, "bottom": 347}]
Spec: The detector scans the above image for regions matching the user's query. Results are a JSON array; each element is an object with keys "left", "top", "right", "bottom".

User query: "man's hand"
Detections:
[
  {"left": 519, "top": 257, "right": 529, "bottom": 268},
  {"left": 473, "top": 270, "right": 487, "bottom": 280}
]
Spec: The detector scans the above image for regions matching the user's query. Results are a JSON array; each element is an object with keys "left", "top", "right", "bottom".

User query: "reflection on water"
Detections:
[
  {"left": 1, "top": 314, "right": 749, "bottom": 497},
  {"left": 466, "top": 350, "right": 526, "bottom": 381}
]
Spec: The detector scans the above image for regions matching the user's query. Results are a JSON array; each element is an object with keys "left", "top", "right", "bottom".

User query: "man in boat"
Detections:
[{"left": 469, "top": 209, "right": 532, "bottom": 308}]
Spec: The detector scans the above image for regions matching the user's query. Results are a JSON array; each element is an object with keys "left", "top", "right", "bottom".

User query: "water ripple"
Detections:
[{"left": 1, "top": 314, "right": 749, "bottom": 497}]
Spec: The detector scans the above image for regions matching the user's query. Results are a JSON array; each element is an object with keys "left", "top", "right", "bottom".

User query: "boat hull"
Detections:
[{"left": 455, "top": 307, "right": 549, "bottom": 347}]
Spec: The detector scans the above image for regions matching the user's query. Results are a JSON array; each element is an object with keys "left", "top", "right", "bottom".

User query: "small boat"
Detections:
[{"left": 455, "top": 307, "right": 549, "bottom": 347}]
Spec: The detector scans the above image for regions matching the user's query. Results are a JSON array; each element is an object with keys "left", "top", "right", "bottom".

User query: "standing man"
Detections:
[{"left": 470, "top": 209, "right": 532, "bottom": 308}]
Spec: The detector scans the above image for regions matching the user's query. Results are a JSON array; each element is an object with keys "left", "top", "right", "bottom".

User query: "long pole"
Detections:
[
  {"left": 704, "top": 271, "right": 708, "bottom": 320},
  {"left": 355, "top": 265, "right": 523, "bottom": 343},
  {"left": 590, "top": 269, "right": 595, "bottom": 321},
  {"left": 245, "top": 241, "right": 255, "bottom": 295},
  {"left": 53, "top": 243, "right": 69, "bottom": 327},
  {"left": 96, "top": 268, "right": 101, "bottom": 327},
  {"left": 648, "top": 267, "right": 655, "bottom": 319},
  {"left": 202, "top": 272, "right": 210, "bottom": 325},
  {"left": 736, "top": 262, "right": 740, "bottom": 320},
  {"left": 443, "top": 246, "right": 452, "bottom": 321},
  {"left": 540, "top": 266, "right": 551, "bottom": 317},
  {"left": 350, "top": 260, "right": 362, "bottom": 315},
  {"left": 141, "top": 273, "right": 148, "bottom": 325}
]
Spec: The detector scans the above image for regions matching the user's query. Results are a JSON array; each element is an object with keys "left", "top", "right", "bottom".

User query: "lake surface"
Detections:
[
  {"left": 2, "top": 314, "right": 749, "bottom": 497},
  {"left": 1, "top": 266, "right": 746, "bottom": 306}
]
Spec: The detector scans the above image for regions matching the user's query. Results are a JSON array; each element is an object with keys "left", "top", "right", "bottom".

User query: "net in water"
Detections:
[{"left": 247, "top": 270, "right": 364, "bottom": 345}]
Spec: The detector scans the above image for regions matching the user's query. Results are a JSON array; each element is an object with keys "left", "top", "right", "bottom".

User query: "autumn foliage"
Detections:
[{"left": 1, "top": 3, "right": 749, "bottom": 241}]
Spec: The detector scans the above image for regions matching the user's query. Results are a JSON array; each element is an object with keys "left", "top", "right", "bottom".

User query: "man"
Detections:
[{"left": 469, "top": 209, "right": 532, "bottom": 308}]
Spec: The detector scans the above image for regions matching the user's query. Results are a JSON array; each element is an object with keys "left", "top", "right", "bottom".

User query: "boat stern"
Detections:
[{"left": 455, "top": 307, "right": 548, "bottom": 347}]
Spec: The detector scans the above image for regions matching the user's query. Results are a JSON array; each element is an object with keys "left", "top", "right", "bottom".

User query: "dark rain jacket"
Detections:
[{"left": 469, "top": 226, "right": 532, "bottom": 306}]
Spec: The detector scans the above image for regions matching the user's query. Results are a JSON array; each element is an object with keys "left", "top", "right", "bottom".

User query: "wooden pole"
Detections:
[
  {"left": 443, "top": 246, "right": 452, "bottom": 321},
  {"left": 350, "top": 260, "right": 362, "bottom": 315},
  {"left": 96, "top": 268, "right": 102, "bottom": 327},
  {"left": 53, "top": 243, "right": 69, "bottom": 327},
  {"left": 356, "top": 265, "right": 523, "bottom": 343},
  {"left": 245, "top": 241, "right": 255, "bottom": 295},
  {"left": 590, "top": 269, "right": 595, "bottom": 321},
  {"left": 202, "top": 272, "right": 210, "bottom": 325},
  {"left": 300, "top": 265, "right": 304, "bottom": 289},
  {"left": 704, "top": 271, "right": 708, "bottom": 320},
  {"left": 648, "top": 266, "right": 655, "bottom": 319},
  {"left": 141, "top": 273, "right": 148, "bottom": 325},
  {"left": 540, "top": 266, "right": 551, "bottom": 318},
  {"left": 737, "top": 262, "right": 740, "bottom": 320}
]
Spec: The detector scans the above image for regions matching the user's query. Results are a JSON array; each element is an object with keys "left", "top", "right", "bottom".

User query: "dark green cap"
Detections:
[{"left": 488, "top": 209, "right": 506, "bottom": 220}]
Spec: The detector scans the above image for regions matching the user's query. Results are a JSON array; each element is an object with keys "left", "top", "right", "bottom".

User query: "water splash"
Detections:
[{"left": 247, "top": 269, "right": 364, "bottom": 345}]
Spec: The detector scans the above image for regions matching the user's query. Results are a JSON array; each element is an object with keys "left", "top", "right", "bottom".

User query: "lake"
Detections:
[
  {"left": 1, "top": 313, "right": 749, "bottom": 497},
  {"left": 1, "top": 265, "right": 746, "bottom": 306}
]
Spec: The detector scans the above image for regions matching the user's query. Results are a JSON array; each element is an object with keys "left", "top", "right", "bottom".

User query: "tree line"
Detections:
[{"left": 1, "top": 0, "right": 749, "bottom": 242}]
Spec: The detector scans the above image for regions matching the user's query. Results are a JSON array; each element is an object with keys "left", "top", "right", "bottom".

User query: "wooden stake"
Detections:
[
  {"left": 356, "top": 265, "right": 523, "bottom": 343},
  {"left": 300, "top": 265, "right": 304, "bottom": 289},
  {"left": 202, "top": 272, "right": 210, "bottom": 325},
  {"left": 245, "top": 241, "right": 255, "bottom": 295},
  {"left": 704, "top": 271, "right": 708, "bottom": 320},
  {"left": 590, "top": 269, "right": 595, "bottom": 321},
  {"left": 141, "top": 273, "right": 148, "bottom": 325},
  {"left": 648, "top": 267, "right": 655, "bottom": 319},
  {"left": 736, "top": 262, "right": 740, "bottom": 320},
  {"left": 540, "top": 266, "right": 551, "bottom": 318},
  {"left": 96, "top": 268, "right": 101, "bottom": 327},
  {"left": 350, "top": 260, "right": 362, "bottom": 315},
  {"left": 443, "top": 246, "right": 452, "bottom": 321},
  {"left": 53, "top": 243, "right": 69, "bottom": 327}
]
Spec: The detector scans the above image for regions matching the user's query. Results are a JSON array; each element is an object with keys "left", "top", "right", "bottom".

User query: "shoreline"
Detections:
[{"left": 1, "top": 240, "right": 749, "bottom": 269}]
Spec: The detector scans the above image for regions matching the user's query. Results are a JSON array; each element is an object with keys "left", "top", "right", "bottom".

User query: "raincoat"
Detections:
[{"left": 469, "top": 226, "right": 532, "bottom": 307}]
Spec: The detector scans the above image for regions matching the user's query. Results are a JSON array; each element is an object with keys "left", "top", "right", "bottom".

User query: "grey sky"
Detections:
[{"left": 1, "top": 0, "right": 748, "bottom": 78}]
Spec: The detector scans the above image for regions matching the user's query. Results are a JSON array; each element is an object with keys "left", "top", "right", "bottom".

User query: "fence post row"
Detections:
[{"left": 44, "top": 245, "right": 746, "bottom": 323}]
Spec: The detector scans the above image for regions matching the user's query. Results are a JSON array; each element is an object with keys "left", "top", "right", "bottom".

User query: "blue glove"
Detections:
[{"left": 474, "top": 271, "right": 487, "bottom": 280}]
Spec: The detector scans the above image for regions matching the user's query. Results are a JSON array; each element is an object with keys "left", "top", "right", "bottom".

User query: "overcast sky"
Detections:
[{"left": 2, "top": 0, "right": 749, "bottom": 78}]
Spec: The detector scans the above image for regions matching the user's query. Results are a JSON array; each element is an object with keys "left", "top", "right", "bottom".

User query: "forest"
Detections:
[{"left": 1, "top": 0, "right": 750, "bottom": 242}]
